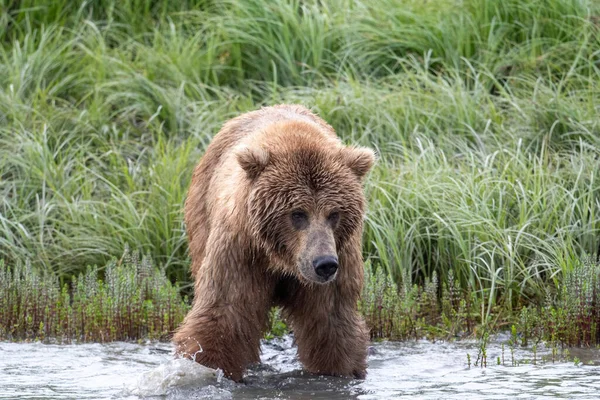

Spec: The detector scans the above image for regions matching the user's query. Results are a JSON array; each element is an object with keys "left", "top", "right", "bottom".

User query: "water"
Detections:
[{"left": 1, "top": 335, "right": 599, "bottom": 399}]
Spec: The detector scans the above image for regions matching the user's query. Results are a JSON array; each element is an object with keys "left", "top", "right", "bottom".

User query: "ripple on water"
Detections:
[{"left": 0, "top": 337, "right": 599, "bottom": 399}]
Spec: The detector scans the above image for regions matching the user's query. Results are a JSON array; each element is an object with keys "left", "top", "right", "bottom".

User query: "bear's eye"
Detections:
[
  {"left": 291, "top": 210, "right": 309, "bottom": 230},
  {"left": 327, "top": 211, "right": 340, "bottom": 226}
]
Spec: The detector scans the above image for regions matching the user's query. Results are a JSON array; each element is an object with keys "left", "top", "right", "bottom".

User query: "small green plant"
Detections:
[
  {"left": 265, "top": 307, "right": 288, "bottom": 340},
  {"left": 508, "top": 325, "right": 518, "bottom": 366},
  {"left": 475, "top": 327, "right": 489, "bottom": 368}
]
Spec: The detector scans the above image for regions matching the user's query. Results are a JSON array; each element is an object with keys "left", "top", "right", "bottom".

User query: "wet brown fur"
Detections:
[{"left": 173, "top": 104, "right": 374, "bottom": 382}]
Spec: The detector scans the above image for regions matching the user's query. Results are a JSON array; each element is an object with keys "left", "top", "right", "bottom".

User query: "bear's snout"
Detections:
[{"left": 313, "top": 255, "right": 338, "bottom": 281}]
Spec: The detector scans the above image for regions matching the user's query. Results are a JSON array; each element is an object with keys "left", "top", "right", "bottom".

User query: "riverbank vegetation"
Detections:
[
  {"left": 0, "top": 248, "right": 188, "bottom": 342},
  {"left": 1, "top": 0, "right": 599, "bottom": 345}
]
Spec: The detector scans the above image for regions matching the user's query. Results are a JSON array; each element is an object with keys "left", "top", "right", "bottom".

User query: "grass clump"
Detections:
[
  {"left": 516, "top": 253, "right": 600, "bottom": 348},
  {"left": 360, "top": 262, "right": 480, "bottom": 341},
  {"left": 554, "top": 255, "right": 600, "bottom": 346},
  {"left": 0, "top": 248, "right": 189, "bottom": 342},
  {"left": 361, "top": 252, "right": 600, "bottom": 350}
]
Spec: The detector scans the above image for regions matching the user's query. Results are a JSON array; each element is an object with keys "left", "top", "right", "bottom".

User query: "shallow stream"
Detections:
[{"left": 1, "top": 335, "right": 599, "bottom": 399}]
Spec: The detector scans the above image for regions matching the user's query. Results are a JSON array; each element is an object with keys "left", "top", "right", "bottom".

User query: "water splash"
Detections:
[{"left": 125, "top": 358, "right": 225, "bottom": 397}]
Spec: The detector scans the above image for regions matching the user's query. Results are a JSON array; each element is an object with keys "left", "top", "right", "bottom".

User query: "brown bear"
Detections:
[{"left": 173, "top": 104, "right": 374, "bottom": 382}]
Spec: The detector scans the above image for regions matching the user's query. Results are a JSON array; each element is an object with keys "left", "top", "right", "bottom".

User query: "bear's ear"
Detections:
[
  {"left": 236, "top": 145, "right": 270, "bottom": 180},
  {"left": 343, "top": 146, "right": 376, "bottom": 180}
]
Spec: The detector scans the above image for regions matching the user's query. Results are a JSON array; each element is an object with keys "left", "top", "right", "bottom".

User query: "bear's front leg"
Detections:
[
  {"left": 174, "top": 302, "right": 263, "bottom": 381},
  {"left": 286, "top": 286, "right": 369, "bottom": 379},
  {"left": 173, "top": 232, "right": 273, "bottom": 382}
]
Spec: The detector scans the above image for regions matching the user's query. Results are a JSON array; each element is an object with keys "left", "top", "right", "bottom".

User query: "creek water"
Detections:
[{"left": 1, "top": 335, "right": 599, "bottom": 399}]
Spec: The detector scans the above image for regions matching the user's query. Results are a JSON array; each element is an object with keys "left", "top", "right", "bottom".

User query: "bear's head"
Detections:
[{"left": 235, "top": 122, "right": 375, "bottom": 284}]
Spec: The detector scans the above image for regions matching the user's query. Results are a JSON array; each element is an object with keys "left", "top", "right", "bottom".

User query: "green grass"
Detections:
[{"left": 1, "top": 0, "right": 600, "bottom": 340}]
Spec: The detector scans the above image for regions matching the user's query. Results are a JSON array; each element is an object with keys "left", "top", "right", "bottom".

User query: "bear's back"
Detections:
[{"left": 222, "top": 104, "right": 335, "bottom": 144}]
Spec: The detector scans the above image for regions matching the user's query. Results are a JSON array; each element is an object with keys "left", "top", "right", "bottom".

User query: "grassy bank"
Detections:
[{"left": 1, "top": 0, "right": 600, "bottom": 342}]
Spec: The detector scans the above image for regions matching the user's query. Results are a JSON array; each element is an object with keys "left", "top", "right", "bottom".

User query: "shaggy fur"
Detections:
[{"left": 173, "top": 104, "right": 374, "bottom": 382}]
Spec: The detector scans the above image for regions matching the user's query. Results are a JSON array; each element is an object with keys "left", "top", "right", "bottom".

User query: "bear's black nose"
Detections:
[{"left": 313, "top": 256, "right": 338, "bottom": 280}]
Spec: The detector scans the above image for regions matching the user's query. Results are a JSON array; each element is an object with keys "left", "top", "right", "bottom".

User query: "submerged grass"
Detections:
[{"left": 1, "top": 0, "right": 600, "bottom": 342}]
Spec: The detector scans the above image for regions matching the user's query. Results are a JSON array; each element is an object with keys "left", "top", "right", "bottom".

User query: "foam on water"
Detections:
[{"left": 1, "top": 336, "right": 599, "bottom": 399}]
